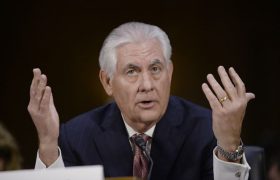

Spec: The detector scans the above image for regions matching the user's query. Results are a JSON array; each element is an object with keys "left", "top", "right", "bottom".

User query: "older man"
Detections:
[{"left": 28, "top": 22, "right": 254, "bottom": 179}]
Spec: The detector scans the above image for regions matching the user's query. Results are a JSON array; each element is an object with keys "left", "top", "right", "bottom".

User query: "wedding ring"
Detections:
[{"left": 219, "top": 96, "right": 228, "bottom": 103}]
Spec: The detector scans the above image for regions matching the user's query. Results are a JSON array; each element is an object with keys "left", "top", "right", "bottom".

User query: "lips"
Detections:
[{"left": 137, "top": 100, "right": 156, "bottom": 109}]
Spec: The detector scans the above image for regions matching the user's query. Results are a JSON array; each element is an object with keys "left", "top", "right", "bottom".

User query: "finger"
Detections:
[
  {"left": 202, "top": 83, "right": 222, "bottom": 110},
  {"left": 217, "top": 66, "right": 237, "bottom": 99},
  {"left": 29, "top": 69, "right": 42, "bottom": 110},
  {"left": 40, "top": 86, "right": 51, "bottom": 112},
  {"left": 229, "top": 67, "right": 246, "bottom": 97},
  {"left": 34, "top": 74, "right": 48, "bottom": 105},
  {"left": 246, "top": 92, "right": 255, "bottom": 102},
  {"left": 50, "top": 89, "right": 55, "bottom": 106},
  {"left": 30, "top": 68, "right": 42, "bottom": 97},
  {"left": 206, "top": 74, "right": 228, "bottom": 100},
  {"left": 49, "top": 90, "right": 56, "bottom": 112}
]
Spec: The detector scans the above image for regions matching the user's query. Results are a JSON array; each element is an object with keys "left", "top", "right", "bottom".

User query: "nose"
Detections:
[{"left": 138, "top": 72, "right": 154, "bottom": 93}]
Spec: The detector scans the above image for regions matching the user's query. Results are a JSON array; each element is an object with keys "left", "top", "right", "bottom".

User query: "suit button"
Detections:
[{"left": 235, "top": 171, "right": 241, "bottom": 178}]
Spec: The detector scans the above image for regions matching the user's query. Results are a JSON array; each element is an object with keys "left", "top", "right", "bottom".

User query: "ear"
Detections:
[
  {"left": 99, "top": 70, "right": 113, "bottom": 96},
  {"left": 167, "top": 61, "right": 173, "bottom": 81}
]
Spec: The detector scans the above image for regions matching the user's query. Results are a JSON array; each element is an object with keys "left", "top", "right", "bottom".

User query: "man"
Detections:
[{"left": 28, "top": 22, "right": 254, "bottom": 179}]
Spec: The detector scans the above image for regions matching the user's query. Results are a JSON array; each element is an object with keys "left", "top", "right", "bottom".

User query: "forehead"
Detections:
[{"left": 116, "top": 39, "right": 164, "bottom": 64}]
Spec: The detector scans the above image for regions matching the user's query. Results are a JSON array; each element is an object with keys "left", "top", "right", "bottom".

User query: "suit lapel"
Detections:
[
  {"left": 94, "top": 104, "right": 133, "bottom": 177},
  {"left": 150, "top": 98, "right": 191, "bottom": 179}
]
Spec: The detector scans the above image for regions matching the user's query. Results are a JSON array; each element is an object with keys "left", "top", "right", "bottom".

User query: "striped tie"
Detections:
[{"left": 131, "top": 133, "right": 150, "bottom": 180}]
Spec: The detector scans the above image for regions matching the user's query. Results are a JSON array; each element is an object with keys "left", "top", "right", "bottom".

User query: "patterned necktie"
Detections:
[{"left": 130, "top": 133, "right": 151, "bottom": 180}]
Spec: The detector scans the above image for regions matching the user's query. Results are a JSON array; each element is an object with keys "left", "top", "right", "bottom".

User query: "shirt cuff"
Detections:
[
  {"left": 35, "top": 147, "right": 65, "bottom": 169},
  {"left": 213, "top": 147, "right": 251, "bottom": 180}
]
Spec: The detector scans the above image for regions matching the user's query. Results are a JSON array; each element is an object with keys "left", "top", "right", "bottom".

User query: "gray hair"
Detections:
[{"left": 98, "top": 22, "right": 172, "bottom": 78}]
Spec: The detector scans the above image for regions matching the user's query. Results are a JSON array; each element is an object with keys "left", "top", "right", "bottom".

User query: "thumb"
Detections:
[
  {"left": 246, "top": 92, "right": 255, "bottom": 102},
  {"left": 49, "top": 87, "right": 55, "bottom": 109}
]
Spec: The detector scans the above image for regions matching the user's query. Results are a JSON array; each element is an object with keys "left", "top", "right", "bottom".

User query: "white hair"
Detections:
[{"left": 98, "top": 22, "right": 172, "bottom": 78}]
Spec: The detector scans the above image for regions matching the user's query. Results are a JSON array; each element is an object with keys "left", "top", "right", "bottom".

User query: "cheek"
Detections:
[
  {"left": 112, "top": 78, "right": 127, "bottom": 93},
  {"left": 113, "top": 80, "right": 137, "bottom": 101},
  {"left": 158, "top": 77, "right": 171, "bottom": 93}
]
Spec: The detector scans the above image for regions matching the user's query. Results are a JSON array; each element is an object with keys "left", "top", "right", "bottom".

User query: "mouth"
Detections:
[{"left": 137, "top": 100, "right": 156, "bottom": 109}]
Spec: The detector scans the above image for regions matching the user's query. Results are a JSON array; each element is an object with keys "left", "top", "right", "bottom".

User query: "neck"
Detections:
[
  {"left": 131, "top": 121, "right": 156, "bottom": 133},
  {"left": 122, "top": 116, "right": 157, "bottom": 133}
]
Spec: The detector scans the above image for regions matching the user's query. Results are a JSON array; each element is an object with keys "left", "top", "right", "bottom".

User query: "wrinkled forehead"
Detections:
[{"left": 115, "top": 39, "right": 165, "bottom": 65}]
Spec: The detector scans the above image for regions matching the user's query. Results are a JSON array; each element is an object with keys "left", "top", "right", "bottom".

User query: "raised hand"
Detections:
[
  {"left": 27, "top": 68, "right": 59, "bottom": 166},
  {"left": 202, "top": 66, "right": 255, "bottom": 161}
]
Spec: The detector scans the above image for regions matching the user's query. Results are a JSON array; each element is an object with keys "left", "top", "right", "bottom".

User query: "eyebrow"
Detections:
[
  {"left": 150, "top": 59, "right": 163, "bottom": 66},
  {"left": 125, "top": 63, "right": 140, "bottom": 69},
  {"left": 123, "top": 59, "right": 163, "bottom": 71},
  {"left": 122, "top": 63, "right": 140, "bottom": 73}
]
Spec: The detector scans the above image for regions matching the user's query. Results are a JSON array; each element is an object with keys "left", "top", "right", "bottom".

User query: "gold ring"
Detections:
[{"left": 219, "top": 96, "right": 228, "bottom": 103}]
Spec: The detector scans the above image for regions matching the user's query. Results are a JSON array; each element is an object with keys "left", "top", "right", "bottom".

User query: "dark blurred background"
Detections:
[{"left": 2, "top": 0, "right": 279, "bottom": 169}]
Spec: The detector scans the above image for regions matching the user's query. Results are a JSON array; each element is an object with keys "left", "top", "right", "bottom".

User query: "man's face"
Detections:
[{"left": 107, "top": 39, "right": 173, "bottom": 130}]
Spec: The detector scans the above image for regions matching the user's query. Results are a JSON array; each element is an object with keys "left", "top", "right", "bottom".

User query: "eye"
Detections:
[
  {"left": 151, "top": 66, "right": 161, "bottom": 74},
  {"left": 126, "top": 69, "right": 137, "bottom": 76}
]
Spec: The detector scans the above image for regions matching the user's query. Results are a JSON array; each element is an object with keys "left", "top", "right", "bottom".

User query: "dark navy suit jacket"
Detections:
[{"left": 59, "top": 96, "right": 216, "bottom": 180}]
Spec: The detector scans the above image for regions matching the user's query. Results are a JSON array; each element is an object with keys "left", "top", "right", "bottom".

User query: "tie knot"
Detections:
[
  {"left": 131, "top": 133, "right": 150, "bottom": 150},
  {"left": 131, "top": 133, "right": 150, "bottom": 142}
]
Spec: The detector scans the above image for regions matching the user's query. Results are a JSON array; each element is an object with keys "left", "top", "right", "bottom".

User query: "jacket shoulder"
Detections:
[
  {"left": 60, "top": 102, "right": 119, "bottom": 136},
  {"left": 169, "top": 96, "right": 211, "bottom": 119}
]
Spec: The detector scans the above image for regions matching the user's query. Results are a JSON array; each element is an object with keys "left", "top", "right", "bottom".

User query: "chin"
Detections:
[{"left": 139, "top": 111, "right": 162, "bottom": 123}]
